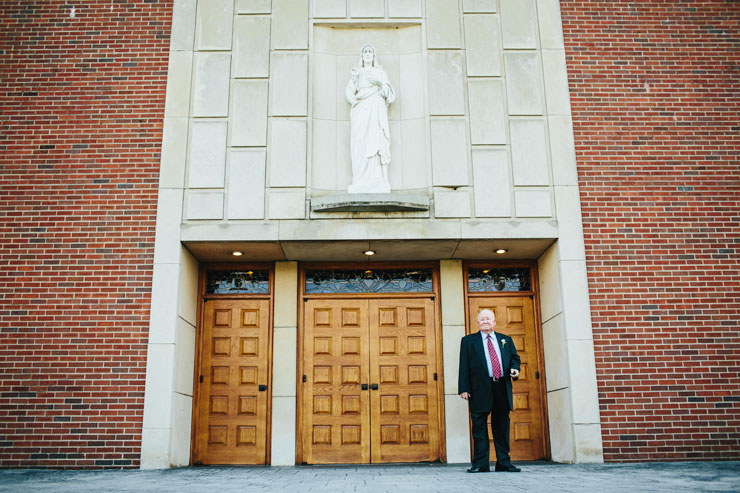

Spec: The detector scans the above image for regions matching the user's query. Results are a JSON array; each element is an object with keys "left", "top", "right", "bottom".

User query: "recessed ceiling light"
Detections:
[
  {"left": 364, "top": 250, "right": 375, "bottom": 256},
  {"left": 232, "top": 251, "right": 243, "bottom": 256},
  {"left": 495, "top": 249, "right": 508, "bottom": 255}
]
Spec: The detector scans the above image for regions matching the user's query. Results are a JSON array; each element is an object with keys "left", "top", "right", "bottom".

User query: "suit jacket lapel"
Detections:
[
  {"left": 496, "top": 332, "right": 508, "bottom": 370},
  {"left": 473, "top": 332, "right": 488, "bottom": 369}
]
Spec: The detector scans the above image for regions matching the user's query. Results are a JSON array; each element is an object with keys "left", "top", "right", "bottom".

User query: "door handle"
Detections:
[
  {"left": 370, "top": 383, "right": 378, "bottom": 390},
  {"left": 361, "top": 384, "right": 368, "bottom": 391},
  {"left": 258, "top": 384, "right": 268, "bottom": 392}
]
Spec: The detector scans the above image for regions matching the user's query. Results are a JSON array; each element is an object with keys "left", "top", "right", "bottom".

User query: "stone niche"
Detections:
[{"left": 311, "top": 24, "right": 428, "bottom": 196}]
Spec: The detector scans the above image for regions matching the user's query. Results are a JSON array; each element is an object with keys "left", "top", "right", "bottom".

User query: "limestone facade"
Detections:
[{"left": 143, "top": 0, "right": 602, "bottom": 468}]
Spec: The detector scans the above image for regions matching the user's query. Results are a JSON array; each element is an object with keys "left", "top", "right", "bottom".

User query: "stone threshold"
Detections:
[{"left": 311, "top": 193, "right": 430, "bottom": 212}]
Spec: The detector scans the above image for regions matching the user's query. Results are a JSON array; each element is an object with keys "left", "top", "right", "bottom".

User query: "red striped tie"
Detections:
[{"left": 487, "top": 335, "right": 502, "bottom": 379}]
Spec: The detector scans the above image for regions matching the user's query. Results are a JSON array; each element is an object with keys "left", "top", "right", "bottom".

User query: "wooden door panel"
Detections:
[
  {"left": 468, "top": 297, "right": 545, "bottom": 461},
  {"left": 303, "top": 300, "right": 370, "bottom": 464},
  {"left": 195, "top": 299, "right": 270, "bottom": 464},
  {"left": 369, "top": 299, "right": 439, "bottom": 463}
]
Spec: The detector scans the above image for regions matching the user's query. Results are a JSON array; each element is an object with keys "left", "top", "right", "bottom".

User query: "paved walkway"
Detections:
[{"left": 1, "top": 461, "right": 739, "bottom": 492}]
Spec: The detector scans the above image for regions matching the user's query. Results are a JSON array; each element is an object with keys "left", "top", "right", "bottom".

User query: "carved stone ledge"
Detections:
[{"left": 311, "top": 193, "right": 430, "bottom": 213}]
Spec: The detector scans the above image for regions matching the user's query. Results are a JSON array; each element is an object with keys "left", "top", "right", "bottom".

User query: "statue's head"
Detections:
[{"left": 359, "top": 44, "right": 377, "bottom": 67}]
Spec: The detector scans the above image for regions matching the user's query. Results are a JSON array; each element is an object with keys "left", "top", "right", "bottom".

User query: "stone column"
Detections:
[
  {"left": 270, "top": 261, "right": 298, "bottom": 465},
  {"left": 440, "top": 260, "right": 470, "bottom": 463}
]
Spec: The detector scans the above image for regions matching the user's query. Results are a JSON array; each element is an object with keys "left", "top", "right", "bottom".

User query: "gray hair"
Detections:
[{"left": 477, "top": 308, "right": 495, "bottom": 320}]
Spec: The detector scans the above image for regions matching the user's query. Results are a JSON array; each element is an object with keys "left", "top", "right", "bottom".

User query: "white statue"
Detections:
[{"left": 345, "top": 44, "right": 396, "bottom": 194}]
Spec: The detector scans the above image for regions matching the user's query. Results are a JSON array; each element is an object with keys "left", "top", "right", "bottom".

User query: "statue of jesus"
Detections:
[{"left": 345, "top": 44, "right": 396, "bottom": 194}]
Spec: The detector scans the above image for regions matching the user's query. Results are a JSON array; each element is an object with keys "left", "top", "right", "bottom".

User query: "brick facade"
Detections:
[
  {"left": 0, "top": 1, "right": 171, "bottom": 467},
  {"left": 560, "top": 0, "right": 740, "bottom": 460},
  {"left": 0, "top": 0, "right": 737, "bottom": 468}
]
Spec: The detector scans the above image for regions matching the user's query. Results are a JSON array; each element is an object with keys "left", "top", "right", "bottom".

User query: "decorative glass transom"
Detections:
[
  {"left": 305, "top": 269, "right": 433, "bottom": 294},
  {"left": 467, "top": 268, "right": 531, "bottom": 292},
  {"left": 206, "top": 270, "right": 270, "bottom": 294}
]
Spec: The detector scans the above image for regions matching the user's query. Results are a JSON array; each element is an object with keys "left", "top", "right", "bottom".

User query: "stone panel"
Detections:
[
  {"left": 186, "top": 191, "right": 224, "bottom": 220},
  {"left": 237, "top": 0, "right": 271, "bottom": 13},
  {"left": 500, "top": 0, "right": 536, "bottom": 49},
  {"left": 153, "top": 188, "right": 184, "bottom": 264},
  {"left": 193, "top": 53, "right": 231, "bottom": 117},
  {"left": 311, "top": 119, "right": 337, "bottom": 190},
  {"left": 313, "top": 0, "right": 346, "bottom": 18},
  {"left": 271, "top": 52, "right": 308, "bottom": 116},
  {"left": 231, "top": 80, "right": 268, "bottom": 147},
  {"left": 464, "top": 15, "right": 501, "bottom": 76},
  {"left": 165, "top": 51, "right": 193, "bottom": 117},
  {"left": 171, "top": 0, "right": 197, "bottom": 51},
  {"left": 270, "top": 119, "right": 307, "bottom": 187},
  {"left": 312, "top": 53, "right": 337, "bottom": 120},
  {"left": 426, "top": 0, "right": 461, "bottom": 49},
  {"left": 568, "top": 339, "right": 601, "bottom": 423},
  {"left": 538, "top": 0, "right": 565, "bottom": 49},
  {"left": 389, "top": 0, "right": 422, "bottom": 18},
  {"left": 350, "top": 0, "right": 384, "bottom": 18},
  {"left": 428, "top": 51, "right": 465, "bottom": 116},
  {"left": 142, "top": 344, "right": 176, "bottom": 427},
  {"left": 196, "top": 0, "right": 233, "bottom": 50},
  {"left": 560, "top": 260, "right": 594, "bottom": 340},
  {"left": 510, "top": 119, "right": 548, "bottom": 185},
  {"left": 234, "top": 16, "right": 270, "bottom": 78},
  {"left": 462, "top": 0, "right": 495, "bottom": 13},
  {"left": 504, "top": 53, "right": 543, "bottom": 115},
  {"left": 543, "top": 49, "right": 571, "bottom": 116},
  {"left": 431, "top": 119, "right": 468, "bottom": 186},
  {"left": 554, "top": 186, "right": 587, "bottom": 261},
  {"left": 160, "top": 118, "right": 188, "bottom": 188},
  {"left": 514, "top": 189, "right": 551, "bottom": 217},
  {"left": 537, "top": 242, "right": 563, "bottom": 324},
  {"left": 439, "top": 259, "right": 464, "bottom": 326},
  {"left": 549, "top": 115, "right": 578, "bottom": 186},
  {"left": 401, "top": 118, "right": 428, "bottom": 189},
  {"left": 189, "top": 121, "right": 227, "bottom": 188},
  {"left": 542, "top": 313, "right": 568, "bottom": 392},
  {"left": 269, "top": 190, "right": 306, "bottom": 219},
  {"left": 472, "top": 149, "right": 510, "bottom": 217},
  {"left": 468, "top": 80, "right": 506, "bottom": 144},
  {"left": 336, "top": 121, "right": 352, "bottom": 189},
  {"left": 272, "top": 0, "right": 308, "bottom": 49},
  {"left": 434, "top": 189, "right": 471, "bottom": 218},
  {"left": 228, "top": 150, "right": 266, "bottom": 219},
  {"left": 400, "top": 53, "right": 424, "bottom": 119}
]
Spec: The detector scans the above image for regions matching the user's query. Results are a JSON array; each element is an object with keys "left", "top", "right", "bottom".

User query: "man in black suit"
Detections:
[{"left": 458, "top": 308, "right": 521, "bottom": 473}]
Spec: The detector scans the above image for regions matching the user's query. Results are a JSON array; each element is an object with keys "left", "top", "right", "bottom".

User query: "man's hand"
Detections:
[
  {"left": 460, "top": 392, "right": 470, "bottom": 400},
  {"left": 510, "top": 369, "right": 519, "bottom": 378}
]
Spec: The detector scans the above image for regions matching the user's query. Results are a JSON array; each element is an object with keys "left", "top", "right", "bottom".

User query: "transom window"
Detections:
[
  {"left": 206, "top": 270, "right": 270, "bottom": 294},
  {"left": 467, "top": 268, "right": 531, "bottom": 292},
  {"left": 305, "top": 268, "right": 433, "bottom": 294}
]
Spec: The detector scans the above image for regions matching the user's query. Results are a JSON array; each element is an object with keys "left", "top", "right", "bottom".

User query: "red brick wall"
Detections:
[
  {"left": 0, "top": 1, "right": 172, "bottom": 467},
  {"left": 560, "top": 1, "right": 740, "bottom": 460}
]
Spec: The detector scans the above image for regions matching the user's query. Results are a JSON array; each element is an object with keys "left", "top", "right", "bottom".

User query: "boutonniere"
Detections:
[{"left": 501, "top": 339, "right": 506, "bottom": 347}]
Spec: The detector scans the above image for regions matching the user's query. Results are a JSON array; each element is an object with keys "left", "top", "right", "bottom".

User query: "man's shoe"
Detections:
[
  {"left": 466, "top": 466, "right": 490, "bottom": 473},
  {"left": 495, "top": 463, "right": 521, "bottom": 472}
]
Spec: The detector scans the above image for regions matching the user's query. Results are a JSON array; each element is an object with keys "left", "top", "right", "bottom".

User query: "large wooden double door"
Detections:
[
  {"left": 193, "top": 299, "right": 271, "bottom": 465},
  {"left": 302, "top": 298, "right": 441, "bottom": 464},
  {"left": 468, "top": 296, "right": 547, "bottom": 461}
]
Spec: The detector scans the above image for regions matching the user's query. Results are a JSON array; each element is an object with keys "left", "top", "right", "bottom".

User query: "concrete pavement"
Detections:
[{"left": 1, "top": 461, "right": 739, "bottom": 492}]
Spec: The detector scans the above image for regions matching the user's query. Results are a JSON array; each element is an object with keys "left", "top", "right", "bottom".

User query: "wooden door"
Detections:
[
  {"left": 303, "top": 299, "right": 370, "bottom": 464},
  {"left": 369, "top": 298, "right": 439, "bottom": 463},
  {"left": 468, "top": 296, "right": 546, "bottom": 461},
  {"left": 303, "top": 298, "right": 440, "bottom": 464},
  {"left": 194, "top": 299, "right": 270, "bottom": 464}
]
